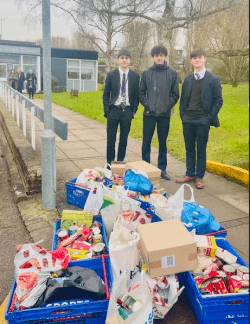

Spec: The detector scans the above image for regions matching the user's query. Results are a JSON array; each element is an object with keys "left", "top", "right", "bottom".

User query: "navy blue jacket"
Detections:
[{"left": 180, "top": 70, "right": 223, "bottom": 127}]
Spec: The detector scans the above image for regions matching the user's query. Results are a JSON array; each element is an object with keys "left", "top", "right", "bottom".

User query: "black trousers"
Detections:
[
  {"left": 142, "top": 115, "right": 170, "bottom": 171},
  {"left": 106, "top": 107, "right": 132, "bottom": 164},
  {"left": 183, "top": 121, "right": 210, "bottom": 179},
  {"left": 28, "top": 88, "right": 34, "bottom": 98}
]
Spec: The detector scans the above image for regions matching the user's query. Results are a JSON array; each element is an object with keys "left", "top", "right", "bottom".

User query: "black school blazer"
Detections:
[
  {"left": 103, "top": 69, "right": 140, "bottom": 115},
  {"left": 180, "top": 70, "right": 223, "bottom": 127}
]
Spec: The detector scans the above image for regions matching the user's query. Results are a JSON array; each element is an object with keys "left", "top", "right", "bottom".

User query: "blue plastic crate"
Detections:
[
  {"left": 178, "top": 238, "right": 249, "bottom": 324},
  {"left": 5, "top": 257, "right": 113, "bottom": 324},
  {"left": 65, "top": 178, "right": 90, "bottom": 209},
  {"left": 52, "top": 215, "right": 109, "bottom": 255}
]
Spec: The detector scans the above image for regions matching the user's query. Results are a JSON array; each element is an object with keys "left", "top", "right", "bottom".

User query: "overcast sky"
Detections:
[{"left": 0, "top": 0, "right": 77, "bottom": 42}]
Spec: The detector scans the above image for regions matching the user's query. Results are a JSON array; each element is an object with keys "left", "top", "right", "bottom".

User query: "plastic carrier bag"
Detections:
[
  {"left": 10, "top": 243, "right": 69, "bottom": 310},
  {"left": 181, "top": 202, "right": 221, "bottom": 235},
  {"left": 109, "top": 216, "right": 140, "bottom": 280},
  {"left": 83, "top": 182, "right": 105, "bottom": 214},
  {"left": 123, "top": 169, "right": 153, "bottom": 195},
  {"left": 106, "top": 271, "right": 153, "bottom": 324},
  {"left": 159, "top": 184, "right": 195, "bottom": 220}
]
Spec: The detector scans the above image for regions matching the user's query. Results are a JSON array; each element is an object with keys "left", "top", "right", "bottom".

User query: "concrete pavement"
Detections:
[{"left": 0, "top": 97, "right": 249, "bottom": 323}]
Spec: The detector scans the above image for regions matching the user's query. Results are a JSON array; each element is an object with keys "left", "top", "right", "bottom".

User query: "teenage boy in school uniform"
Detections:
[
  {"left": 176, "top": 49, "right": 223, "bottom": 189},
  {"left": 103, "top": 49, "right": 140, "bottom": 166},
  {"left": 139, "top": 45, "right": 179, "bottom": 180}
]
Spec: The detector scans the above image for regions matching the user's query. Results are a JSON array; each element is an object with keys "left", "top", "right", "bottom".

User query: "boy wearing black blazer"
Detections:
[
  {"left": 177, "top": 49, "right": 223, "bottom": 189},
  {"left": 103, "top": 49, "right": 140, "bottom": 166}
]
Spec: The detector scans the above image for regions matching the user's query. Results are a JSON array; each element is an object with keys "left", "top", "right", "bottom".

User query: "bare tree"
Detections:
[
  {"left": 71, "top": 32, "right": 100, "bottom": 51},
  {"left": 186, "top": 0, "right": 249, "bottom": 86},
  {"left": 16, "top": 0, "right": 243, "bottom": 73},
  {"left": 35, "top": 36, "right": 70, "bottom": 48},
  {"left": 100, "top": 0, "right": 244, "bottom": 63},
  {"left": 121, "top": 20, "right": 154, "bottom": 73},
  {"left": 15, "top": 0, "right": 147, "bottom": 73}
]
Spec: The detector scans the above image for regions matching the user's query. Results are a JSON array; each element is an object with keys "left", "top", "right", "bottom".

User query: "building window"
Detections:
[
  {"left": 0, "top": 64, "right": 6, "bottom": 78},
  {"left": 68, "top": 68, "right": 80, "bottom": 79},
  {"left": 67, "top": 59, "right": 96, "bottom": 91},
  {"left": 23, "top": 55, "right": 38, "bottom": 77},
  {"left": 81, "top": 68, "right": 95, "bottom": 80}
]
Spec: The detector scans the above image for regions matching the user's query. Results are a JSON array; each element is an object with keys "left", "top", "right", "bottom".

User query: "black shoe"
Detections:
[
  {"left": 161, "top": 171, "right": 171, "bottom": 180},
  {"left": 106, "top": 163, "right": 111, "bottom": 170}
]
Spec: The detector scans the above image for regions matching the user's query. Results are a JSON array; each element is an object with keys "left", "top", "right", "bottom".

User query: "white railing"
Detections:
[{"left": 0, "top": 81, "right": 68, "bottom": 150}]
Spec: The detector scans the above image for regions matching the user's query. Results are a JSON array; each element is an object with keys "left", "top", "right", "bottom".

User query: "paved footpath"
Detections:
[{"left": 0, "top": 97, "right": 249, "bottom": 323}]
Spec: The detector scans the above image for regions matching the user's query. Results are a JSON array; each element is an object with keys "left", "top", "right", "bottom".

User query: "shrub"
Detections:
[{"left": 52, "top": 86, "right": 67, "bottom": 93}]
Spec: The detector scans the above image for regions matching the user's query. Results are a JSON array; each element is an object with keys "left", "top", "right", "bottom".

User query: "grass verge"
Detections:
[{"left": 35, "top": 83, "right": 249, "bottom": 170}]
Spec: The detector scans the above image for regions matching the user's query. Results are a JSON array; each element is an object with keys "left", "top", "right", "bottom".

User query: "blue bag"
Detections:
[
  {"left": 181, "top": 202, "right": 221, "bottom": 235},
  {"left": 123, "top": 169, "right": 153, "bottom": 196}
]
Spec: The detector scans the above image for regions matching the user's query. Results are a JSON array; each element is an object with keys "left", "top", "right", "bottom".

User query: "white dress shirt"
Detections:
[
  {"left": 194, "top": 68, "right": 206, "bottom": 80},
  {"left": 114, "top": 68, "right": 130, "bottom": 106}
]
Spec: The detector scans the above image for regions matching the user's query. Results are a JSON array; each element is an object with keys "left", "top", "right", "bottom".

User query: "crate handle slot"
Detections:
[
  {"left": 227, "top": 300, "right": 245, "bottom": 305},
  {"left": 101, "top": 254, "right": 110, "bottom": 300},
  {"left": 66, "top": 181, "right": 90, "bottom": 190},
  {"left": 51, "top": 309, "right": 73, "bottom": 314}
]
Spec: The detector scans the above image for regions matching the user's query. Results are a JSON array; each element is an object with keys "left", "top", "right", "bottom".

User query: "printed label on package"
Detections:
[{"left": 161, "top": 254, "right": 175, "bottom": 268}]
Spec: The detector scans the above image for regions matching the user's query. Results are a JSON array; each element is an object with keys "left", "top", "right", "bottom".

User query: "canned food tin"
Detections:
[
  {"left": 228, "top": 275, "right": 242, "bottom": 293},
  {"left": 211, "top": 278, "right": 229, "bottom": 294},
  {"left": 230, "top": 262, "right": 242, "bottom": 270},
  {"left": 92, "top": 244, "right": 104, "bottom": 256},
  {"left": 203, "top": 259, "right": 223, "bottom": 272},
  {"left": 223, "top": 265, "right": 236, "bottom": 277},
  {"left": 92, "top": 226, "right": 101, "bottom": 235},
  {"left": 217, "top": 271, "right": 228, "bottom": 284},
  {"left": 58, "top": 229, "right": 70, "bottom": 241},
  {"left": 69, "top": 225, "right": 78, "bottom": 236},
  {"left": 238, "top": 288, "right": 249, "bottom": 294},
  {"left": 200, "top": 281, "right": 215, "bottom": 295},
  {"left": 237, "top": 266, "right": 249, "bottom": 278},
  {"left": 93, "top": 234, "right": 103, "bottom": 244}
]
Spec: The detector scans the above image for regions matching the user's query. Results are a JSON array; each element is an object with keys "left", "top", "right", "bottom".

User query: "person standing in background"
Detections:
[
  {"left": 17, "top": 69, "right": 26, "bottom": 93},
  {"left": 176, "top": 49, "right": 223, "bottom": 189},
  {"left": 139, "top": 45, "right": 179, "bottom": 180},
  {"left": 8, "top": 69, "right": 17, "bottom": 89},
  {"left": 26, "top": 69, "right": 37, "bottom": 99},
  {"left": 103, "top": 49, "right": 140, "bottom": 166}
]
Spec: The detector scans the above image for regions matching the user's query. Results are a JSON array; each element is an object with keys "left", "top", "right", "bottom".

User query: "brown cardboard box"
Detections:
[
  {"left": 137, "top": 218, "right": 198, "bottom": 277},
  {"left": 111, "top": 161, "right": 127, "bottom": 177},
  {"left": 125, "top": 160, "right": 161, "bottom": 181}
]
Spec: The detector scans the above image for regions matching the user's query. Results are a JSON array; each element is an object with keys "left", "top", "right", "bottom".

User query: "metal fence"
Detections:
[{"left": 0, "top": 81, "right": 68, "bottom": 150}]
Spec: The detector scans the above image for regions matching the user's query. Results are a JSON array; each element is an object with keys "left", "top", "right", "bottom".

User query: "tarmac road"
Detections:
[{"left": 0, "top": 129, "right": 31, "bottom": 305}]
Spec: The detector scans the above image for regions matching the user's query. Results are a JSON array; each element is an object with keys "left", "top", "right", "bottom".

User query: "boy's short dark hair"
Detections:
[
  {"left": 190, "top": 49, "right": 207, "bottom": 59},
  {"left": 151, "top": 45, "right": 168, "bottom": 57},
  {"left": 118, "top": 49, "right": 131, "bottom": 58}
]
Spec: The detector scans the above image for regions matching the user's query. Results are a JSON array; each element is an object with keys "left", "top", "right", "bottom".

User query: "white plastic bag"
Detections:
[
  {"left": 101, "top": 203, "right": 121, "bottom": 240},
  {"left": 11, "top": 243, "right": 69, "bottom": 310},
  {"left": 94, "top": 164, "right": 112, "bottom": 179},
  {"left": 157, "top": 184, "right": 195, "bottom": 220},
  {"left": 106, "top": 271, "right": 153, "bottom": 324},
  {"left": 75, "top": 169, "right": 100, "bottom": 186},
  {"left": 83, "top": 182, "right": 105, "bottom": 214},
  {"left": 109, "top": 216, "right": 140, "bottom": 280}
]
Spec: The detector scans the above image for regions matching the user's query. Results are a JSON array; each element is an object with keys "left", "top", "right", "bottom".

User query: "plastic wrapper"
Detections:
[{"left": 10, "top": 243, "right": 69, "bottom": 311}]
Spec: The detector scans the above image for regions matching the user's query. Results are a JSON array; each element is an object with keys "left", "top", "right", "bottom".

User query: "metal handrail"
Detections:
[{"left": 0, "top": 81, "right": 68, "bottom": 149}]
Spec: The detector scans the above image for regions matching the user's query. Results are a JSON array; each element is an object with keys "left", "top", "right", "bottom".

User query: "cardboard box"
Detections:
[
  {"left": 125, "top": 161, "right": 161, "bottom": 181},
  {"left": 61, "top": 210, "right": 93, "bottom": 228},
  {"left": 111, "top": 161, "right": 127, "bottom": 177},
  {"left": 137, "top": 218, "right": 198, "bottom": 277}
]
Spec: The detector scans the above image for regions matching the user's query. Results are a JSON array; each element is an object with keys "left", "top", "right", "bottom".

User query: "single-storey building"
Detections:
[{"left": 0, "top": 40, "right": 98, "bottom": 92}]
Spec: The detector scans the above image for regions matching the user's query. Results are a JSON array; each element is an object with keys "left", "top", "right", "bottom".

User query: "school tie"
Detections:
[
  {"left": 121, "top": 73, "right": 126, "bottom": 106},
  {"left": 195, "top": 73, "right": 200, "bottom": 80}
]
